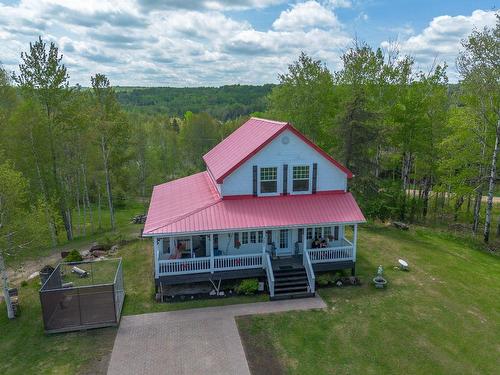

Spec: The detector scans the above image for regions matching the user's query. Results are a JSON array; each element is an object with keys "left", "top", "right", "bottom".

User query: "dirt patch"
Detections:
[{"left": 236, "top": 316, "right": 284, "bottom": 375}]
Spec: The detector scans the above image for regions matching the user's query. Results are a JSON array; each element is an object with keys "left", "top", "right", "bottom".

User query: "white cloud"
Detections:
[
  {"left": 0, "top": 0, "right": 352, "bottom": 86},
  {"left": 273, "top": 1, "right": 340, "bottom": 31},
  {"left": 327, "top": 0, "right": 352, "bottom": 8},
  {"left": 382, "top": 9, "right": 497, "bottom": 79}
]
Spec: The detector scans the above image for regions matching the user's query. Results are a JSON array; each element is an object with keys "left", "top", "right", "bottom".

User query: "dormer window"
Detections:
[
  {"left": 260, "top": 167, "right": 278, "bottom": 194},
  {"left": 292, "top": 165, "right": 310, "bottom": 192}
]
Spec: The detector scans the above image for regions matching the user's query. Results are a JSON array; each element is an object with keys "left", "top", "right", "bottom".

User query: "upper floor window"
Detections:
[
  {"left": 260, "top": 167, "right": 278, "bottom": 194},
  {"left": 292, "top": 165, "right": 310, "bottom": 192}
]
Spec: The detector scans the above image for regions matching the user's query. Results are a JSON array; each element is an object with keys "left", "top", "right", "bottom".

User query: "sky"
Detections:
[{"left": 0, "top": 0, "right": 497, "bottom": 87}]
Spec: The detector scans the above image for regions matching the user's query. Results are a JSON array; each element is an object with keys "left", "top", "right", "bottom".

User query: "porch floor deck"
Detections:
[{"left": 271, "top": 255, "right": 303, "bottom": 271}]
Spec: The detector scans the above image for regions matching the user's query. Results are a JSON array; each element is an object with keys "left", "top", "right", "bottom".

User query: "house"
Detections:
[{"left": 143, "top": 117, "right": 366, "bottom": 299}]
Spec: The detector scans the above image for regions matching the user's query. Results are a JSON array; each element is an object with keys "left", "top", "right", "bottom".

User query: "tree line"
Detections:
[
  {"left": 0, "top": 37, "right": 244, "bottom": 256},
  {"left": 0, "top": 15, "right": 498, "bottom": 260},
  {"left": 265, "top": 15, "right": 499, "bottom": 244}
]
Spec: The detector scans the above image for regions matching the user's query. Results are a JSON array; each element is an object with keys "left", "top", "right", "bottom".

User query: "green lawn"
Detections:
[
  {"left": 0, "top": 238, "right": 265, "bottom": 375},
  {"left": 1, "top": 225, "right": 499, "bottom": 374},
  {"left": 237, "top": 225, "right": 500, "bottom": 375}
]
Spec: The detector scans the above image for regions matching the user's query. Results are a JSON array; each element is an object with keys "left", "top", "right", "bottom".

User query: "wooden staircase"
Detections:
[{"left": 270, "top": 266, "right": 315, "bottom": 300}]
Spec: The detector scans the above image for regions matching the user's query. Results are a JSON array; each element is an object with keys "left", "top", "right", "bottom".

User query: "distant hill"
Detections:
[{"left": 115, "top": 84, "right": 275, "bottom": 120}]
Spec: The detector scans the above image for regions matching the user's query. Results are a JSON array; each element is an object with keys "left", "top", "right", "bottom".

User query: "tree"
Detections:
[
  {"left": 13, "top": 36, "right": 73, "bottom": 241},
  {"left": 91, "top": 73, "right": 128, "bottom": 231},
  {"left": 179, "top": 112, "right": 219, "bottom": 171},
  {"left": 457, "top": 14, "right": 500, "bottom": 242},
  {"left": 0, "top": 160, "right": 28, "bottom": 319},
  {"left": 268, "top": 52, "right": 335, "bottom": 145}
]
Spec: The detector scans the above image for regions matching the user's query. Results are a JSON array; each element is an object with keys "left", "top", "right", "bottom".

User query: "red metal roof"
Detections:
[
  {"left": 143, "top": 175, "right": 365, "bottom": 236},
  {"left": 202, "top": 117, "right": 353, "bottom": 183},
  {"left": 143, "top": 172, "right": 220, "bottom": 235}
]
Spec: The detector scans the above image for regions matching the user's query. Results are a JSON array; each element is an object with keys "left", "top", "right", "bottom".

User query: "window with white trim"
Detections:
[
  {"left": 258, "top": 231, "right": 263, "bottom": 243},
  {"left": 242, "top": 232, "right": 248, "bottom": 244},
  {"left": 292, "top": 165, "right": 310, "bottom": 192},
  {"left": 250, "top": 231, "right": 256, "bottom": 243},
  {"left": 260, "top": 167, "right": 278, "bottom": 194},
  {"left": 323, "top": 227, "right": 332, "bottom": 237},
  {"left": 306, "top": 228, "right": 313, "bottom": 240}
]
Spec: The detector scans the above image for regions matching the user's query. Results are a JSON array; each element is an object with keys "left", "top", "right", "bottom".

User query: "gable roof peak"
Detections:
[{"left": 203, "top": 117, "right": 352, "bottom": 183}]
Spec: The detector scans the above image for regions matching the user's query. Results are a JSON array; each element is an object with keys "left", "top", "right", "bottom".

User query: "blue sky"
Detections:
[{"left": 0, "top": 1, "right": 497, "bottom": 86}]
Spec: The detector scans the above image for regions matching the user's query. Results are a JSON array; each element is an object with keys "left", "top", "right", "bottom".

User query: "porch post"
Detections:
[
  {"left": 353, "top": 224, "right": 358, "bottom": 261},
  {"left": 302, "top": 227, "right": 307, "bottom": 253},
  {"left": 262, "top": 230, "right": 267, "bottom": 269},
  {"left": 153, "top": 237, "right": 160, "bottom": 278},
  {"left": 210, "top": 233, "right": 214, "bottom": 274},
  {"left": 169, "top": 237, "right": 175, "bottom": 256}
]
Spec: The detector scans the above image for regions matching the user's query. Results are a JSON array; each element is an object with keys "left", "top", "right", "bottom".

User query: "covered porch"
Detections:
[{"left": 152, "top": 223, "right": 358, "bottom": 278}]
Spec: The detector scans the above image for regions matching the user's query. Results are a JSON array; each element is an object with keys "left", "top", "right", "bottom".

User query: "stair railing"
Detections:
[
  {"left": 303, "top": 249, "right": 316, "bottom": 294},
  {"left": 263, "top": 252, "right": 275, "bottom": 298}
]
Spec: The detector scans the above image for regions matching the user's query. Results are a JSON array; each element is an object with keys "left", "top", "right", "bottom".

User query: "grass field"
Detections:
[
  {"left": 237, "top": 225, "right": 500, "bottom": 375},
  {"left": 0, "top": 238, "right": 265, "bottom": 375},
  {"left": 1, "top": 224, "right": 498, "bottom": 374}
]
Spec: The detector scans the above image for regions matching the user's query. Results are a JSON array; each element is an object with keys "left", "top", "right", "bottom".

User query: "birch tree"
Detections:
[
  {"left": 13, "top": 36, "right": 73, "bottom": 241},
  {"left": 91, "top": 74, "right": 128, "bottom": 231},
  {"left": 457, "top": 15, "right": 500, "bottom": 242}
]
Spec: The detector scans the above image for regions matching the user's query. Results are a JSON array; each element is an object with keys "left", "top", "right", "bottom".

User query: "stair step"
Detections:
[
  {"left": 274, "top": 270, "right": 306, "bottom": 277},
  {"left": 275, "top": 267, "right": 305, "bottom": 273},
  {"left": 275, "top": 280, "right": 308, "bottom": 287},
  {"left": 274, "top": 275, "right": 308, "bottom": 282},
  {"left": 271, "top": 291, "right": 315, "bottom": 301},
  {"left": 275, "top": 285, "right": 309, "bottom": 293}
]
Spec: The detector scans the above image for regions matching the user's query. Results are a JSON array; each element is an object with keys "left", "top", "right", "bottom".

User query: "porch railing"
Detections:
[
  {"left": 302, "top": 249, "right": 315, "bottom": 294},
  {"left": 158, "top": 257, "right": 211, "bottom": 275},
  {"left": 214, "top": 254, "right": 263, "bottom": 272},
  {"left": 158, "top": 253, "right": 263, "bottom": 276},
  {"left": 306, "top": 245, "right": 354, "bottom": 264},
  {"left": 263, "top": 252, "right": 275, "bottom": 297}
]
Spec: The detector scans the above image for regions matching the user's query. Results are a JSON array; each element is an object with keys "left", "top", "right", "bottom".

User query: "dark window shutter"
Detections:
[
  {"left": 253, "top": 165, "right": 258, "bottom": 196},
  {"left": 283, "top": 164, "right": 288, "bottom": 195},
  {"left": 312, "top": 163, "right": 318, "bottom": 194}
]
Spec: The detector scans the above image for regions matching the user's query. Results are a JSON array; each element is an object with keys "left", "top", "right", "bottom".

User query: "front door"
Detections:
[{"left": 276, "top": 229, "right": 292, "bottom": 256}]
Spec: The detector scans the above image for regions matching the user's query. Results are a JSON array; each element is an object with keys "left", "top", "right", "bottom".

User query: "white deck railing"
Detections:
[
  {"left": 214, "top": 254, "right": 263, "bottom": 272},
  {"left": 302, "top": 249, "right": 315, "bottom": 294},
  {"left": 158, "top": 257, "right": 211, "bottom": 275},
  {"left": 306, "top": 245, "right": 354, "bottom": 263},
  {"left": 263, "top": 252, "right": 275, "bottom": 297},
  {"left": 158, "top": 253, "right": 263, "bottom": 276}
]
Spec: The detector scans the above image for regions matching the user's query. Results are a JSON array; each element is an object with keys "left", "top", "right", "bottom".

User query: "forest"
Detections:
[
  {"left": 0, "top": 15, "right": 498, "bottom": 262},
  {"left": 115, "top": 85, "right": 273, "bottom": 120}
]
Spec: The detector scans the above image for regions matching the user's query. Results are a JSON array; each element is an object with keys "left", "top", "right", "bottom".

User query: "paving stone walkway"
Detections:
[{"left": 107, "top": 296, "right": 326, "bottom": 375}]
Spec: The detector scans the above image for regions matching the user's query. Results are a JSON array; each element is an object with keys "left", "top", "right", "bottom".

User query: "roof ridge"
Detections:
[
  {"left": 250, "top": 117, "right": 289, "bottom": 125},
  {"left": 145, "top": 172, "right": 221, "bottom": 233},
  {"left": 146, "top": 198, "right": 222, "bottom": 234}
]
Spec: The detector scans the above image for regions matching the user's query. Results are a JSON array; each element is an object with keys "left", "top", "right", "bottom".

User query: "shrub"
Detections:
[
  {"left": 20, "top": 280, "right": 28, "bottom": 287},
  {"left": 317, "top": 272, "right": 336, "bottom": 286},
  {"left": 235, "top": 278, "right": 259, "bottom": 295},
  {"left": 64, "top": 250, "right": 83, "bottom": 263},
  {"left": 316, "top": 273, "right": 332, "bottom": 286}
]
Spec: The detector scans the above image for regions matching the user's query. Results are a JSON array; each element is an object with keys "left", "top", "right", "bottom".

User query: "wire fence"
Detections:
[{"left": 39, "top": 258, "right": 125, "bottom": 334}]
